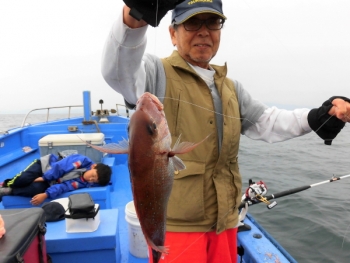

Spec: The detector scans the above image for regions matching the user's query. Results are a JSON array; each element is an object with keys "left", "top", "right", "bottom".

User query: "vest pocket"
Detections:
[{"left": 167, "top": 161, "right": 206, "bottom": 221}]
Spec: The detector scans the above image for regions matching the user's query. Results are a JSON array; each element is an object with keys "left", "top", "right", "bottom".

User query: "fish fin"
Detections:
[
  {"left": 172, "top": 134, "right": 183, "bottom": 150},
  {"left": 146, "top": 237, "right": 169, "bottom": 254},
  {"left": 78, "top": 135, "right": 129, "bottom": 154},
  {"left": 171, "top": 134, "right": 211, "bottom": 155},
  {"left": 171, "top": 156, "right": 186, "bottom": 171}
]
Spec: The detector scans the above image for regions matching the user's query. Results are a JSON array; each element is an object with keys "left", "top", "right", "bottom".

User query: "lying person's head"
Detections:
[{"left": 83, "top": 163, "right": 111, "bottom": 185}]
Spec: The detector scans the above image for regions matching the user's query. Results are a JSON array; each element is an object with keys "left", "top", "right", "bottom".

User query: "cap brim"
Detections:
[{"left": 173, "top": 7, "right": 226, "bottom": 24}]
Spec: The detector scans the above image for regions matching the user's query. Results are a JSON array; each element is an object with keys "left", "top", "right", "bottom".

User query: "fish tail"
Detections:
[
  {"left": 152, "top": 249, "right": 162, "bottom": 263},
  {"left": 151, "top": 248, "right": 169, "bottom": 263}
]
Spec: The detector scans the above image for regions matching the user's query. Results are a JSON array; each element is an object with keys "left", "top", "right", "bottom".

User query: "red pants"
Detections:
[{"left": 148, "top": 228, "right": 237, "bottom": 263}]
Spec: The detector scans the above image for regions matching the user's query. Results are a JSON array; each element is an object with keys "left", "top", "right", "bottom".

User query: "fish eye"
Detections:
[
  {"left": 147, "top": 125, "right": 154, "bottom": 135},
  {"left": 147, "top": 122, "right": 157, "bottom": 136}
]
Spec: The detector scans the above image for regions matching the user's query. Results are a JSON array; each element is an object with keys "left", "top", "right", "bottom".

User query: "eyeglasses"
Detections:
[{"left": 181, "top": 17, "right": 225, "bottom": 31}]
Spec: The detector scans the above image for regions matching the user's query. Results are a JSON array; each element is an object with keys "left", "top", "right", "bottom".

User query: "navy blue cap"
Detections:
[
  {"left": 172, "top": 0, "right": 226, "bottom": 24},
  {"left": 42, "top": 202, "right": 65, "bottom": 222}
]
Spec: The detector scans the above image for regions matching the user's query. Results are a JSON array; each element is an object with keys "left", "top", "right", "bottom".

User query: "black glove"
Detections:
[
  {"left": 307, "top": 96, "right": 350, "bottom": 145},
  {"left": 124, "top": 0, "right": 186, "bottom": 27}
]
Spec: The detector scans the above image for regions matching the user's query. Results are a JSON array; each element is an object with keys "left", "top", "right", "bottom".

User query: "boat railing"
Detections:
[
  {"left": 20, "top": 105, "right": 83, "bottom": 128},
  {"left": 114, "top": 104, "right": 131, "bottom": 118},
  {"left": 19, "top": 103, "right": 132, "bottom": 129}
]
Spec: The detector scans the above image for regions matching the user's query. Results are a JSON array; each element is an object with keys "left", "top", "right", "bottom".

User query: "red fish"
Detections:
[{"left": 87, "top": 92, "right": 207, "bottom": 263}]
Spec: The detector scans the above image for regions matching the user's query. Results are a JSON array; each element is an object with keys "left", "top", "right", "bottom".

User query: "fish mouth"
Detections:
[
  {"left": 148, "top": 93, "right": 163, "bottom": 111},
  {"left": 138, "top": 92, "right": 163, "bottom": 111}
]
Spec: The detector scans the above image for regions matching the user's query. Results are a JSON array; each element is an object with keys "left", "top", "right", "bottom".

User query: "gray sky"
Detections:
[{"left": 1, "top": 0, "right": 349, "bottom": 113}]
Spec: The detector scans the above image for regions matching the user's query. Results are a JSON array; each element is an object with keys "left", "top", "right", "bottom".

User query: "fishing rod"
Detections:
[{"left": 239, "top": 174, "right": 350, "bottom": 210}]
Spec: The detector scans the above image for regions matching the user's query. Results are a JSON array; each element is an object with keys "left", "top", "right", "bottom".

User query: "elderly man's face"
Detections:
[{"left": 169, "top": 13, "right": 222, "bottom": 69}]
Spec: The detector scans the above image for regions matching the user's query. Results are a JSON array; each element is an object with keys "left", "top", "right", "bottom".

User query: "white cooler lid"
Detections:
[{"left": 39, "top": 133, "right": 104, "bottom": 146}]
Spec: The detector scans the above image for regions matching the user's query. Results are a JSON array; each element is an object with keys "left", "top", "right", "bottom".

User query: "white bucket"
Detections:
[{"left": 125, "top": 201, "right": 148, "bottom": 258}]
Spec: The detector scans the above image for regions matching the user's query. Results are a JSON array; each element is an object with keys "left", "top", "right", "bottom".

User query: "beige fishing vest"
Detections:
[{"left": 162, "top": 51, "right": 242, "bottom": 234}]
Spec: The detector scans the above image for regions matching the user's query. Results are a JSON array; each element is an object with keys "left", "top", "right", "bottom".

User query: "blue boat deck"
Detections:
[{"left": 0, "top": 114, "right": 296, "bottom": 263}]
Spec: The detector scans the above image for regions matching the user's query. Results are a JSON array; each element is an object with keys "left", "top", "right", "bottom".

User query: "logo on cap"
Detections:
[{"left": 188, "top": 0, "right": 213, "bottom": 4}]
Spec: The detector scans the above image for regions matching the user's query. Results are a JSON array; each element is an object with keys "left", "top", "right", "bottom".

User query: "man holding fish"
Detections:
[{"left": 101, "top": 0, "right": 350, "bottom": 262}]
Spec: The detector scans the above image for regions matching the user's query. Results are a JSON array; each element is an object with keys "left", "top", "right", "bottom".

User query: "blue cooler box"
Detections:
[{"left": 38, "top": 133, "right": 105, "bottom": 163}]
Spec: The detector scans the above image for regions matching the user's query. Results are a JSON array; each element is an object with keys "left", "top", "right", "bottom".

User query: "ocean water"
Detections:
[
  {"left": 1, "top": 114, "right": 350, "bottom": 263},
  {"left": 239, "top": 126, "right": 350, "bottom": 263},
  {"left": 0, "top": 114, "right": 83, "bottom": 131}
]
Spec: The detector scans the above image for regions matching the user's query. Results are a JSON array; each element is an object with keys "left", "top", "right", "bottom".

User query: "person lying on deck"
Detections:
[{"left": 0, "top": 153, "right": 111, "bottom": 205}]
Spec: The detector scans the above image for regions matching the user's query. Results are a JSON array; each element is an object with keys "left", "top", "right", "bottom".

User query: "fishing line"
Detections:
[
  {"left": 342, "top": 215, "right": 350, "bottom": 249},
  {"left": 155, "top": 0, "right": 159, "bottom": 28},
  {"left": 129, "top": 2, "right": 349, "bottom": 258},
  {"left": 120, "top": 96, "right": 349, "bottom": 261},
  {"left": 159, "top": 96, "right": 346, "bottom": 142},
  {"left": 149, "top": 96, "right": 350, "bottom": 260},
  {"left": 116, "top": 97, "right": 350, "bottom": 263},
  {"left": 149, "top": 0, "right": 160, "bottom": 56},
  {"left": 341, "top": 182, "right": 350, "bottom": 249}
]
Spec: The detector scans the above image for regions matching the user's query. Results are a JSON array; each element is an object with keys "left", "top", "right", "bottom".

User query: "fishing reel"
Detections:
[
  {"left": 243, "top": 179, "right": 277, "bottom": 209},
  {"left": 238, "top": 179, "right": 276, "bottom": 233}
]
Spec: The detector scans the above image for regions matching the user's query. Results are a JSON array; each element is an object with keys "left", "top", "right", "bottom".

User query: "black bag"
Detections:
[
  {"left": 0, "top": 208, "right": 50, "bottom": 263},
  {"left": 65, "top": 193, "right": 99, "bottom": 219}
]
